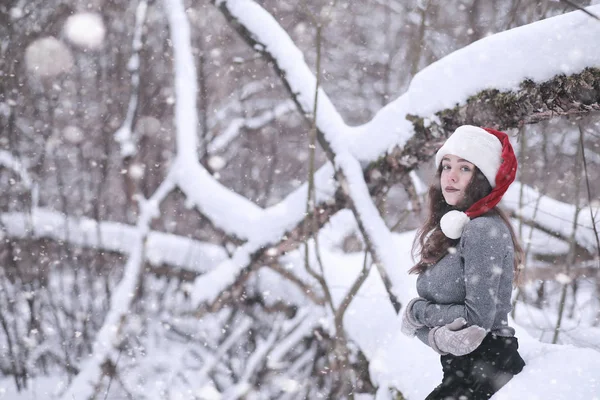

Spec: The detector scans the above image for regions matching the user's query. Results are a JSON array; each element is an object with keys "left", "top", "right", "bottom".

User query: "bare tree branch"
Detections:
[
  {"left": 560, "top": 0, "right": 600, "bottom": 20},
  {"left": 578, "top": 124, "right": 600, "bottom": 262}
]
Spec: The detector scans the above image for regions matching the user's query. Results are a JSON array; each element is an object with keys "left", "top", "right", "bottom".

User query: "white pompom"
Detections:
[{"left": 440, "top": 210, "right": 470, "bottom": 239}]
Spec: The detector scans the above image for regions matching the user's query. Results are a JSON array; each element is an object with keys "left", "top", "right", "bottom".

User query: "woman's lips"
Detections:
[{"left": 444, "top": 187, "right": 459, "bottom": 192}]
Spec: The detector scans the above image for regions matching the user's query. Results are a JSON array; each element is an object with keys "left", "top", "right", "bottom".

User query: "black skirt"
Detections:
[{"left": 425, "top": 333, "right": 526, "bottom": 400}]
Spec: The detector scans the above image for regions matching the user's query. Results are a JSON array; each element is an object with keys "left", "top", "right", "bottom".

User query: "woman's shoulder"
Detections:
[
  {"left": 462, "top": 212, "right": 511, "bottom": 241},
  {"left": 460, "top": 212, "right": 515, "bottom": 263}
]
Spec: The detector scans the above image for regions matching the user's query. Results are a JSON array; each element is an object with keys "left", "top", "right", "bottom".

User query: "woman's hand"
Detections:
[
  {"left": 401, "top": 297, "right": 426, "bottom": 337},
  {"left": 428, "top": 317, "right": 487, "bottom": 356}
]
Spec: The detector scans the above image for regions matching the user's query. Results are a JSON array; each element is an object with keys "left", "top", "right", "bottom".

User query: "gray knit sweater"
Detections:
[{"left": 413, "top": 212, "right": 517, "bottom": 347}]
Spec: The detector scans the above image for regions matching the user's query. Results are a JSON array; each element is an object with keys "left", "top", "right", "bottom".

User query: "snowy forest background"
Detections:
[{"left": 1, "top": 0, "right": 600, "bottom": 399}]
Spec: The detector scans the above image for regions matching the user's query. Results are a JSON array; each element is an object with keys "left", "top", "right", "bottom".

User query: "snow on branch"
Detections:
[
  {"left": 212, "top": 0, "right": 409, "bottom": 306},
  {"left": 208, "top": 99, "right": 296, "bottom": 154},
  {"left": 166, "top": 0, "right": 339, "bottom": 243},
  {"left": 213, "top": 0, "right": 349, "bottom": 143},
  {"left": 195, "top": 316, "right": 254, "bottom": 390},
  {"left": 222, "top": 320, "right": 280, "bottom": 399},
  {"left": 165, "top": 0, "right": 199, "bottom": 164},
  {"left": 164, "top": 0, "right": 387, "bottom": 318},
  {"left": 333, "top": 155, "right": 408, "bottom": 305},
  {"left": 177, "top": 158, "right": 337, "bottom": 241},
  {"left": 114, "top": 0, "right": 149, "bottom": 158},
  {"left": 216, "top": 2, "right": 600, "bottom": 166},
  {"left": 0, "top": 208, "right": 227, "bottom": 273},
  {"left": 503, "top": 181, "right": 600, "bottom": 254},
  {"left": 356, "top": 4, "right": 600, "bottom": 160},
  {"left": 267, "top": 307, "right": 322, "bottom": 369},
  {"left": 0, "top": 150, "right": 32, "bottom": 188}
]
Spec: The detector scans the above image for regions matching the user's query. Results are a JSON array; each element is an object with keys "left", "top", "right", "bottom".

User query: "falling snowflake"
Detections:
[
  {"left": 25, "top": 37, "right": 74, "bottom": 78},
  {"left": 63, "top": 125, "right": 84, "bottom": 144},
  {"left": 129, "top": 164, "right": 145, "bottom": 180},
  {"left": 64, "top": 12, "right": 106, "bottom": 50},
  {"left": 208, "top": 155, "right": 226, "bottom": 171}
]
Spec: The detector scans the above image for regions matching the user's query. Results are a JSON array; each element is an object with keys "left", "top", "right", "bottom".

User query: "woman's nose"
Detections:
[{"left": 448, "top": 170, "right": 458, "bottom": 182}]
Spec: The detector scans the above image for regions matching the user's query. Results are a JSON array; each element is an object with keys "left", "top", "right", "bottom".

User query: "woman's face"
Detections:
[{"left": 440, "top": 154, "right": 475, "bottom": 206}]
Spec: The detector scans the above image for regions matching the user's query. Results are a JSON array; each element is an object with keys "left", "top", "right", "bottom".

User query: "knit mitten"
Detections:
[{"left": 428, "top": 317, "right": 486, "bottom": 356}]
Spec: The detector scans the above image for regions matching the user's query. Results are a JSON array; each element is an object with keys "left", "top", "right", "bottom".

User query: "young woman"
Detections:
[{"left": 401, "top": 125, "right": 526, "bottom": 400}]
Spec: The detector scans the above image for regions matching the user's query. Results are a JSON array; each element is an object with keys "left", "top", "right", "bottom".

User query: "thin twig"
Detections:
[
  {"left": 334, "top": 249, "right": 372, "bottom": 332},
  {"left": 302, "top": 20, "right": 336, "bottom": 316},
  {"left": 560, "top": 0, "right": 600, "bottom": 20},
  {"left": 103, "top": 347, "right": 123, "bottom": 400},
  {"left": 552, "top": 131, "right": 583, "bottom": 344},
  {"left": 266, "top": 262, "right": 326, "bottom": 306},
  {"left": 578, "top": 125, "right": 600, "bottom": 262}
]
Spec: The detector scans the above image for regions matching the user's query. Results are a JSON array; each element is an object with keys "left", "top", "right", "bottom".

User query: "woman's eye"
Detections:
[
  {"left": 442, "top": 165, "right": 450, "bottom": 170},
  {"left": 461, "top": 166, "right": 471, "bottom": 172}
]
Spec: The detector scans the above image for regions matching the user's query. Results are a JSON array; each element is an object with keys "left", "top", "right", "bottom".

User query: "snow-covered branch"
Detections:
[
  {"left": 165, "top": 0, "right": 340, "bottom": 244},
  {"left": 355, "top": 6, "right": 600, "bottom": 159},
  {"left": 161, "top": 0, "right": 359, "bottom": 310},
  {"left": 502, "top": 181, "right": 600, "bottom": 254},
  {"left": 207, "top": 99, "right": 296, "bottom": 154},
  {"left": 222, "top": 320, "right": 280, "bottom": 400},
  {"left": 267, "top": 307, "right": 322, "bottom": 369},
  {"left": 0, "top": 208, "right": 227, "bottom": 273},
  {"left": 212, "top": 0, "right": 410, "bottom": 305},
  {"left": 114, "top": 0, "right": 149, "bottom": 158},
  {"left": 212, "top": 0, "right": 349, "bottom": 144},
  {"left": 0, "top": 150, "right": 32, "bottom": 188},
  {"left": 216, "top": 1, "right": 600, "bottom": 164},
  {"left": 195, "top": 316, "right": 253, "bottom": 390}
]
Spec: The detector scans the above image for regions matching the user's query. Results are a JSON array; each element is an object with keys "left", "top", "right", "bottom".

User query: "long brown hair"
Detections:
[{"left": 409, "top": 165, "right": 524, "bottom": 282}]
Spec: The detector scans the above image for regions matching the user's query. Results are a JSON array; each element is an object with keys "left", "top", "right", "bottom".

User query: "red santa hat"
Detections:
[{"left": 434, "top": 125, "right": 518, "bottom": 239}]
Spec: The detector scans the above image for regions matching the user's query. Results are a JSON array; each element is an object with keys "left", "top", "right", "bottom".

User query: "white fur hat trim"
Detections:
[
  {"left": 440, "top": 210, "right": 470, "bottom": 239},
  {"left": 435, "top": 125, "right": 502, "bottom": 188}
]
